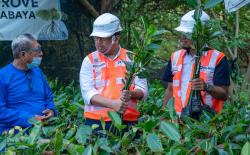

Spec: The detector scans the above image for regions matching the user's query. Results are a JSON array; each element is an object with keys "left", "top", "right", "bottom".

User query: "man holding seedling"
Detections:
[
  {"left": 80, "top": 13, "right": 148, "bottom": 134},
  {"left": 0, "top": 34, "right": 57, "bottom": 134},
  {"left": 162, "top": 10, "right": 230, "bottom": 118}
]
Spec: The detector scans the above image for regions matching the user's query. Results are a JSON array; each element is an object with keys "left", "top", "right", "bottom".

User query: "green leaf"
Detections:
[
  {"left": 186, "top": 0, "right": 199, "bottom": 8},
  {"left": 141, "top": 16, "right": 149, "bottom": 31},
  {"left": 71, "top": 102, "right": 84, "bottom": 111},
  {"left": 66, "top": 143, "right": 84, "bottom": 155},
  {"left": 145, "top": 43, "right": 161, "bottom": 50},
  {"left": 146, "top": 133, "right": 163, "bottom": 152},
  {"left": 5, "top": 150, "right": 16, "bottom": 155},
  {"left": 146, "top": 25, "right": 157, "bottom": 42},
  {"left": 95, "top": 138, "right": 112, "bottom": 153},
  {"left": 28, "top": 124, "right": 41, "bottom": 145},
  {"left": 65, "top": 126, "right": 76, "bottom": 139},
  {"left": 75, "top": 125, "right": 92, "bottom": 144},
  {"left": 55, "top": 130, "right": 63, "bottom": 155},
  {"left": 204, "top": 0, "right": 223, "bottom": 9},
  {"left": 152, "top": 30, "right": 169, "bottom": 36},
  {"left": 132, "top": 28, "right": 140, "bottom": 44},
  {"left": 215, "top": 148, "right": 229, "bottom": 155},
  {"left": 160, "top": 121, "right": 180, "bottom": 142},
  {"left": 167, "top": 97, "right": 177, "bottom": 122},
  {"left": 241, "top": 142, "right": 250, "bottom": 155},
  {"left": 0, "top": 139, "right": 6, "bottom": 151},
  {"left": 100, "top": 116, "right": 106, "bottom": 130},
  {"left": 108, "top": 111, "right": 122, "bottom": 126},
  {"left": 194, "top": 9, "right": 202, "bottom": 21},
  {"left": 144, "top": 119, "right": 158, "bottom": 132},
  {"left": 209, "top": 31, "right": 223, "bottom": 40},
  {"left": 82, "top": 145, "right": 93, "bottom": 155}
]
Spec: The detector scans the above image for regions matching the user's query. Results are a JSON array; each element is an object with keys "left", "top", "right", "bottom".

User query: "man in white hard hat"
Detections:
[
  {"left": 162, "top": 10, "right": 230, "bottom": 117},
  {"left": 79, "top": 13, "right": 148, "bottom": 134}
]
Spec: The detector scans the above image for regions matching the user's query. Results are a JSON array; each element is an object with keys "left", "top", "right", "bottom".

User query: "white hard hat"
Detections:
[
  {"left": 90, "top": 13, "right": 122, "bottom": 38},
  {"left": 175, "top": 10, "right": 210, "bottom": 33}
]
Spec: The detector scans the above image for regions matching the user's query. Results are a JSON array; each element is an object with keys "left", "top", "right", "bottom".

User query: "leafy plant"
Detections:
[{"left": 123, "top": 16, "right": 167, "bottom": 90}]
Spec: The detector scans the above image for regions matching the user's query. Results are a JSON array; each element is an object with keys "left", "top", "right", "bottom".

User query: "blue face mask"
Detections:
[{"left": 27, "top": 57, "right": 42, "bottom": 69}]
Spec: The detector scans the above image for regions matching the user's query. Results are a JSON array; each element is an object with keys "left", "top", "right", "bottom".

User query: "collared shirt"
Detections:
[
  {"left": 0, "top": 64, "right": 57, "bottom": 133},
  {"left": 162, "top": 51, "right": 230, "bottom": 87},
  {"left": 79, "top": 48, "right": 148, "bottom": 105}
]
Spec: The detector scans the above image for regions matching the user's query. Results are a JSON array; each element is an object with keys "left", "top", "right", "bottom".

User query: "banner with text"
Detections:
[{"left": 0, "top": 0, "right": 68, "bottom": 40}]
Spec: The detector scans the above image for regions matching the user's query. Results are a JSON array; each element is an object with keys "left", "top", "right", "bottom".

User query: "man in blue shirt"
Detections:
[{"left": 0, "top": 33, "right": 57, "bottom": 134}]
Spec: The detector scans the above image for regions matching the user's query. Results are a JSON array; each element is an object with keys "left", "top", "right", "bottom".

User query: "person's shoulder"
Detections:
[
  {"left": 211, "top": 49, "right": 225, "bottom": 55},
  {"left": 172, "top": 49, "right": 183, "bottom": 54},
  {"left": 31, "top": 67, "right": 44, "bottom": 76},
  {"left": 0, "top": 64, "right": 14, "bottom": 83},
  {"left": 87, "top": 50, "right": 98, "bottom": 57},
  {"left": 170, "top": 49, "right": 184, "bottom": 58},
  {"left": 85, "top": 51, "right": 99, "bottom": 62},
  {"left": 0, "top": 64, "right": 13, "bottom": 75},
  {"left": 122, "top": 48, "right": 132, "bottom": 54},
  {"left": 121, "top": 47, "right": 130, "bottom": 52}
]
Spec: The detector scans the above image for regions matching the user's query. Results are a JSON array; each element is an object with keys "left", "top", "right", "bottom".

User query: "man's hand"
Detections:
[
  {"left": 111, "top": 99, "right": 128, "bottom": 114},
  {"left": 35, "top": 109, "right": 54, "bottom": 121},
  {"left": 34, "top": 115, "right": 45, "bottom": 121},
  {"left": 120, "top": 90, "right": 132, "bottom": 102},
  {"left": 42, "top": 109, "right": 54, "bottom": 119},
  {"left": 191, "top": 78, "right": 206, "bottom": 91}
]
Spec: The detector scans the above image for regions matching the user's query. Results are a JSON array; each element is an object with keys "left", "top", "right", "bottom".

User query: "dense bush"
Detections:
[{"left": 0, "top": 80, "right": 249, "bottom": 155}]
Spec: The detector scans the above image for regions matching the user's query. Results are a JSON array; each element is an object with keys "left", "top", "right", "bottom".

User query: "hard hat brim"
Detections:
[
  {"left": 175, "top": 26, "right": 193, "bottom": 33},
  {"left": 90, "top": 31, "right": 114, "bottom": 38}
]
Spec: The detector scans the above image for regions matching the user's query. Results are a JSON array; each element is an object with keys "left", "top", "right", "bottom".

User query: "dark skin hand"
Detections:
[
  {"left": 190, "top": 78, "right": 206, "bottom": 91},
  {"left": 191, "top": 78, "right": 229, "bottom": 101}
]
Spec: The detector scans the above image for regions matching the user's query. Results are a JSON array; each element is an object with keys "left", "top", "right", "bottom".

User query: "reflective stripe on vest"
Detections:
[
  {"left": 84, "top": 48, "right": 139, "bottom": 121},
  {"left": 171, "top": 49, "right": 225, "bottom": 113}
]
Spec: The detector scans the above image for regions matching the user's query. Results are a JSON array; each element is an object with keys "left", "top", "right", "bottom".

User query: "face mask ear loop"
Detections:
[
  {"left": 112, "top": 35, "right": 116, "bottom": 44},
  {"left": 102, "top": 35, "right": 116, "bottom": 55}
]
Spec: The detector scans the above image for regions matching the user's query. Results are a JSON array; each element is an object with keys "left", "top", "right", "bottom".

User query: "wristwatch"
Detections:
[{"left": 205, "top": 83, "right": 212, "bottom": 93}]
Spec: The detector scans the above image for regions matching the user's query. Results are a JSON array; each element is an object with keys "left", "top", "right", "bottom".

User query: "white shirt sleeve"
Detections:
[
  {"left": 134, "top": 76, "right": 148, "bottom": 100},
  {"left": 79, "top": 56, "right": 100, "bottom": 105}
]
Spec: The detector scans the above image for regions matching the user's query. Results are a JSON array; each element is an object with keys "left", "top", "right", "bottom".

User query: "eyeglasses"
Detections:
[
  {"left": 93, "top": 37, "right": 111, "bottom": 42},
  {"left": 25, "top": 72, "right": 32, "bottom": 91},
  {"left": 29, "top": 46, "right": 42, "bottom": 53}
]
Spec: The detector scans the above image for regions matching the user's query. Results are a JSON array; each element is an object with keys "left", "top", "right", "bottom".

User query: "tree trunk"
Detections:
[
  {"left": 243, "top": 61, "right": 250, "bottom": 89},
  {"left": 100, "top": 0, "right": 112, "bottom": 13},
  {"left": 79, "top": 0, "right": 99, "bottom": 18}
]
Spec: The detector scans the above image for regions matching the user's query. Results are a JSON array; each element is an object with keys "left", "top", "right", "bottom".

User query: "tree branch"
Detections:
[
  {"left": 234, "top": 10, "right": 239, "bottom": 59},
  {"left": 211, "top": 9, "right": 235, "bottom": 59},
  {"left": 100, "top": 0, "right": 112, "bottom": 13},
  {"left": 79, "top": 0, "right": 99, "bottom": 18}
]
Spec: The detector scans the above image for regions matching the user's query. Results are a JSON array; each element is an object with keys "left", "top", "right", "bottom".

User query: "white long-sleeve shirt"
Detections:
[{"left": 79, "top": 49, "right": 148, "bottom": 105}]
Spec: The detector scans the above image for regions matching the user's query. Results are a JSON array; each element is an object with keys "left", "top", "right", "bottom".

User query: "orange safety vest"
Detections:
[
  {"left": 171, "top": 49, "right": 225, "bottom": 114},
  {"left": 84, "top": 48, "right": 140, "bottom": 121}
]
